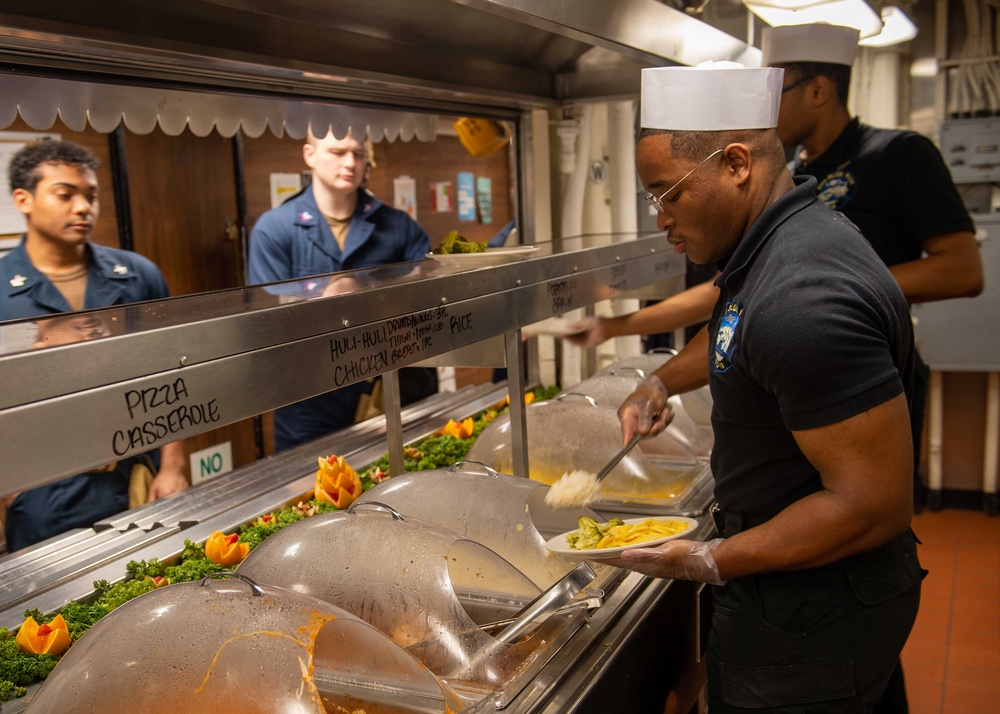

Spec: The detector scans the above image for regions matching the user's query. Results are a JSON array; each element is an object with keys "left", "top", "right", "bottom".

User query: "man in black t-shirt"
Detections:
[
  {"left": 762, "top": 24, "right": 982, "bottom": 525},
  {"left": 759, "top": 25, "right": 982, "bottom": 714}
]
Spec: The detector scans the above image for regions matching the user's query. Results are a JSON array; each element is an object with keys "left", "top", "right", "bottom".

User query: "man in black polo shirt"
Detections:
[
  {"left": 567, "top": 26, "right": 983, "bottom": 518},
  {"left": 762, "top": 23, "right": 982, "bottom": 516},
  {"left": 759, "top": 25, "right": 982, "bottom": 714},
  {"left": 607, "top": 63, "right": 924, "bottom": 714}
]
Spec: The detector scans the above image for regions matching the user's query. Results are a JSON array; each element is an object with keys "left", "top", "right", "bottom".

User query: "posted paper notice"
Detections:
[
  {"left": 393, "top": 175, "right": 417, "bottom": 220},
  {"left": 430, "top": 181, "right": 453, "bottom": 212},
  {"left": 457, "top": 172, "right": 476, "bottom": 222},
  {"left": 269, "top": 173, "right": 302, "bottom": 209},
  {"left": 475, "top": 176, "right": 492, "bottom": 225}
]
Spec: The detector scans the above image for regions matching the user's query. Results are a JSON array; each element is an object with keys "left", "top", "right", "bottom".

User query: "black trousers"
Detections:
[
  {"left": 706, "top": 530, "right": 924, "bottom": 714},
  {"left": 910, "top": 353, "right": 931, "bottom": 509}
]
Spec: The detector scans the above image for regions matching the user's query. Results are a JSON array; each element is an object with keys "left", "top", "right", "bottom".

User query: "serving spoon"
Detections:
[{"left": 595, "top": 432, "right": 643, "bottom": 484}]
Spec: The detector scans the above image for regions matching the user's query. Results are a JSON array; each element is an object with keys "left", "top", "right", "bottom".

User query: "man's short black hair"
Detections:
[
  {"left": 637, "top": 127, "right": 784, "bottom": 165},
  {"left": 785, "top": 61, "right": 852, "bottom": 106},
  {"left": 8, "top": 140, "right": 99, "bottom": 194}
]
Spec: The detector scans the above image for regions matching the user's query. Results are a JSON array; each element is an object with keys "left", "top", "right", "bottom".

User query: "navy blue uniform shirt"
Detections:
[
  {"left": 1, "top": 238, "right": 169, "bottom": 321},
  {"left": 247, "top": 185, "right": 431, "bottom": 450},
  {"left": 0, "top": 238, "right": 170, "bottom": 551},
  {"left": 248, "top": 186, "right": 430, "bottom": 285}
]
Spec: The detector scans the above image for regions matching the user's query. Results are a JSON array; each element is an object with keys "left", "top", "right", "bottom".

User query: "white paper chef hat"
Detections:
[
  {"left": 761, "top": 24, "right": 861, "bottom": 67},
  {"left": 640, "top": 63, "right": 784, "bottom": 131}
]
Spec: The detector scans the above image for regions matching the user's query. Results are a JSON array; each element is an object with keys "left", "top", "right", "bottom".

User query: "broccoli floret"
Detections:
[
  {"left": 566, "top": 517, "right": 623, "bottom": 550},
  {"left": 0, "top": 679, "right": 27, "bottom": 701},
  {"left": 19, "top": 609, "right": 46, "bottom": 625},
  {"left": 432, "top": 230, "right": 487, "bottom": 254},
  {"left": 178, "top": 539, "right": 206, "bottom": 562},
  {"left": 163, "top": 558, "right": 231, "bottom": 584},
  {"left": 126, "top": 558, "right": 165, "bottom": 581}
]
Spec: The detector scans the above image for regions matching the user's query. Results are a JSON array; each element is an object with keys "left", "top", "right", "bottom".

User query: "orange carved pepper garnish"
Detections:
[
  {"left": 17, "top": 614, "right": 71, "bottom": 656},
  {"left": 254, "top": 513, "right": 276, "bottom": 528},
  {"left": 498, "top": 392, "right": 536, "bottom": 409},
  {"left": 315, "top": 455, "right": 362, "bottom": 509},
  {"left": 441, "top": 417, "right": 475, "bottom": 439},
  {"left": 205, "top": 530, "right": 249, "bottom": 566},
  {"left": 292, "top": 501, "right": 318, "bottom": 517}
]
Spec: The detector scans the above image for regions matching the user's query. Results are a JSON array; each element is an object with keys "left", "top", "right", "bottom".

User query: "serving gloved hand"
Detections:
[
  {"left": 602, "top": 538, "right": 726, "bottom": 585},
  {"left": 618, "top": 374, "right": 673, "bottom": 443},
  {"left": 562, "top": 315, "right": 610, "bottom": 349}
]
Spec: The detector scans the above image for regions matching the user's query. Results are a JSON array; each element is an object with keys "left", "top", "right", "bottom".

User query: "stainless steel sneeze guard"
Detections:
[{"left": 0, "top": 235, "right": 675, "bottom": 494}]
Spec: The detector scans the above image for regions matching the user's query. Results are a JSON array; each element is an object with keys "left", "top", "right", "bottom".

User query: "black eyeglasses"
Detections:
[{"left": 782, "top": 75, "right": 815, "bottom": 94}]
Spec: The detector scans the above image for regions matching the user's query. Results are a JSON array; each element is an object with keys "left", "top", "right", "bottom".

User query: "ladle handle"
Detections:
[
  {"left": 347, "top": 501, "right": 404, "bottom": 520},
  {"left": 450, "top": 460, "right": 501, "bottom": 478},
  {"left": 199, "top": 571, "right": 266, "bottom": 597}
]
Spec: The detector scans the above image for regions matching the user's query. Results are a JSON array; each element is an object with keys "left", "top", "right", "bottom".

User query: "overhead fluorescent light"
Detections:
[
  {"left": 744, "top": 0, "right": 838, "bottom": 7},
  {"left": 859, "top": 6, "right": 918, "bottom": 47},
  {"left": 744, "top": 0, "right": 884, "bottom": 39}
]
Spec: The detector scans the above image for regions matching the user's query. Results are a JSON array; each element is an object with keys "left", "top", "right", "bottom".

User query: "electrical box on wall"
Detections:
[{"left": 940, "top": 118, "right": 1000, "bottom": 184}]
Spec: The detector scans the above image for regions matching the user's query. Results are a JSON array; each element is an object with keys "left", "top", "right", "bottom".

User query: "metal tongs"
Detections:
[
  {"left": 478, "top": 586, "right": 605, "bottom": 636},
  {"left": 489, "top": 561, "right": 598, "bottom": 644}
]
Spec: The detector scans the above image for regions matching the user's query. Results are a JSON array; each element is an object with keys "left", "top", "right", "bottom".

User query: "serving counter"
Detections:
[{"left": 0, "top": 239, "right": 714, "bottom": 713}]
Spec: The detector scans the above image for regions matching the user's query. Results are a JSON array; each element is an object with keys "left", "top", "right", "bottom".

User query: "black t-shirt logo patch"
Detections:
[
  {"left": 713, "top": 301, "right": 743, "bottom": 373},
  {"left": 816, "top": 170, "right": 857, "bottom": 210}
]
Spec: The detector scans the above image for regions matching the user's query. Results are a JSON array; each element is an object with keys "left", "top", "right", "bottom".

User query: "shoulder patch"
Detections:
[
  {"left": 816, "top": 170, "right": 856, "bottom": 210},
  {"left": 713, "top": 301, "right": 743, "bottom": 373}
]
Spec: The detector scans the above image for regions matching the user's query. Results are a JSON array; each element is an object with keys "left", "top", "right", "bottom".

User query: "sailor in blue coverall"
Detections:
[
  {"left": 247, "top": 129, "right": 436, "bottom": 451},
  {"left": 1, "top": 140, "right": 188, "bottom": 551}
]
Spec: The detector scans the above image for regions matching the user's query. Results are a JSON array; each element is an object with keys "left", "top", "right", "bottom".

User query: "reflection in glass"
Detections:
[{"left": 32, "top": 313, "right": 111, "bottom": 349}]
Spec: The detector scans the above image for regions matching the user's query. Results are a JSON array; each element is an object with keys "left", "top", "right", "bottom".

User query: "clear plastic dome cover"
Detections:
[
  {"left": 236, "top": 505, "right": 546, "bottom": 684},
  {"left": 355, "top": 461, "right": 603, "bottom": 589},
  {"left": 25, "top": 573, "right": 465, "bottom": 714},
  {"left": 591, "top": 351, "right": 673, "bottom": 379},
  {"left": 465, "top": 396, "right": 689, "bottom": 499},
  {"left": 573, "top": 368, "right": 714, "bottom": 460}
]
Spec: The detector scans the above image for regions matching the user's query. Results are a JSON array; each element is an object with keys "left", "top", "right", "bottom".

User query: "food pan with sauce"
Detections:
[
  {"left": 24, "top": 573, "right": 465, "bottom": 714},
  {"left": 237, "top": 504, "right": 557, "bottom": 686}
]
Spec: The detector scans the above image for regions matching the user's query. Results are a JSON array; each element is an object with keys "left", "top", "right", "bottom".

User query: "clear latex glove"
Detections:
[
  {"left": 563, "top": 316, "right": 610, "bottom": 348},
  {"left": 603, "top": 538, "right": 726, "bottom": 585},
  {"left": 617, "top": 374, "right": 673, "bottom": 443}
]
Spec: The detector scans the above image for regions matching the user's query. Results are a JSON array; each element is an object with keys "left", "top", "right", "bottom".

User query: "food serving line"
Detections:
[{"left": 0, "top": 239, "right": 718, "bottom": 712}]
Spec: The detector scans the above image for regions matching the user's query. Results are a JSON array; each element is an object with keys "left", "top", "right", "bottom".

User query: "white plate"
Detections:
[
  {"left": 427, "top": 245, "right": 539, "bottom": 267},
  {"left": 521, "top": 317, "right": 585, "bottom": 338},
  {"left": 545, "top": 516, "right": 699, "bottom": 560}
]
